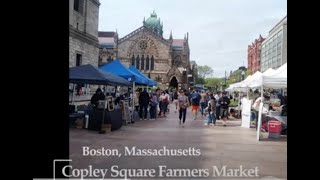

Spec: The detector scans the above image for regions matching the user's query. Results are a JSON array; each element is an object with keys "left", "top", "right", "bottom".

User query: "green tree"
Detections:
[
  {"left": 198, "top": 65, "right": 214, "bottom": 79},
  {"left": 195, "top": 77, "right": 205, "bottom": 84},
  {"left": 205, "top": 78, "right": 222, "bottom": 92}
]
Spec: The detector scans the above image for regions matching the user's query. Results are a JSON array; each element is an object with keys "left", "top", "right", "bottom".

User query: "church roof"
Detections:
[
  {"left": 172, "top": 39, "right": 184, "bottom": 49},
  {"left": 172, "top": 39, "right": 184, "bottom": 46},
  {"left": 98, "top": 37, "right": 115, "bottom": 48},
  {"left": 98, "top": 31, "right": 117, "bottom": 48},
  {"left": 98, "top": 31, "right": 116, "bottom": 37}
]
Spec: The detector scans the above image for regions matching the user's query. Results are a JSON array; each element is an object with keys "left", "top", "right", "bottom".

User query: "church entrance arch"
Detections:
[{"left": 169, "top": 76, "right": 178, "bottom": 90}]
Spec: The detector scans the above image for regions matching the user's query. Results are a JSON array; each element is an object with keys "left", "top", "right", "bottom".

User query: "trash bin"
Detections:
[{"left": 268, "top": 120, "right": 282, "bottom": 138}]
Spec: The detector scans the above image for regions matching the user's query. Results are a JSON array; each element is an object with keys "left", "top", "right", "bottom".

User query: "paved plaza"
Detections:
[{"left": 70, "top": 104, "right": 287, "bottom": 179}]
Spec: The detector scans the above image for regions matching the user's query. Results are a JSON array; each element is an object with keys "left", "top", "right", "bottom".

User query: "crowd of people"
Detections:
[
  {"left": 132, "top": 87, "right": 232, "bottom": 127},
  {"left": 75, "top": 84, "right": 287, "bottom": 131}
]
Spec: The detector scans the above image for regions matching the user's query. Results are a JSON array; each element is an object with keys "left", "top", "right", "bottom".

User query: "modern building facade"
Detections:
[
  {"left": 260, "top": 15, "right": 287, "bottom": 72},
  {"left": 247, "top": 35, "right": 265, "bottom": 74},
  {"left": 69, "top": 0, "right": 100, "bottom": 67}
]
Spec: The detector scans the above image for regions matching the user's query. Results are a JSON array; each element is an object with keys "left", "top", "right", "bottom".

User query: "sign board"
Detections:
[
  {"left": 241, "top": 98, "right": 252, "bottom": 128},
  {"left": 106, "top": 96, "right": 114, "bottom": 111},
  {"left": 121, "top": 100, "right": 131, "bottom": 124}
]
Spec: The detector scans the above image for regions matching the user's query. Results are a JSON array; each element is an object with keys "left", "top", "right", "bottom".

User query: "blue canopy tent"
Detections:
[
  {"left": 99, "top": 60, "right": 150, "bottom": 121},
  {"left": 69, "top": 64, "right": 131, "bottom": 86},
  {"left": 69, "top": 64, "right": 132, "bottom": 104},
  {"left": 128, "top": 66, "right": 157, "bottom": 86},
  {"left": 99, "top": 60, "right": 149, "bottom": 85}
]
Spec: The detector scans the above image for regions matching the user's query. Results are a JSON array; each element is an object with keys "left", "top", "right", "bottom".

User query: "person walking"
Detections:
[
  {"left": 159, "top": 91, "right": 170, "bottom": 117},
  {"left": 178, "top": 89, "right": 189, "bottom": 127},
  {"left": 219, "top": 91, "right": 230, "bottom": 127},
  {"left": 190, "top": 89, "right": 201, "bottom": 120},
  {"left": 139, "top": 88, "right": 150, "bottom": 120},
  {"left": 204, "top": 93, "right": 216, "bottom": 126},
  {"left": 200, "top": 91, "right": 207, "bottom": 117},
  {"left": 215, "top": 91, "right": 221, "bottom": 120},
  {"left": 149, "top": 91, "right": 158, "bottom": 120}
]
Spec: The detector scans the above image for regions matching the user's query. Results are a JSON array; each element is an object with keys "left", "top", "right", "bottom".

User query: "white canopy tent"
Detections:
[
  {"left": 225, "top": 82, "right": 246, "bottom": 92},
  {"left": 255, "top": 63, "right": 287, "bottom": 140},
  {"left": 225, "top": 75, "right": 253, "bottom": 92},
  {"left": 262, "top": 63, "right": 287, "bottom": 88},
  {"left": 249, "top": 63, "right": 287, "bottom": 89},
  {"left": 263, "top": 68, "right": 276, "bottom": 76},
  {"left": 240, "top": 71, "right": 262, "bottom": 89}
]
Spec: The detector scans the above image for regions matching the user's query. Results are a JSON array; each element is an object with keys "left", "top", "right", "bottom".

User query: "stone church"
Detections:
[{"left": 98, "top": 11, "right": 193, "bottom": 90}]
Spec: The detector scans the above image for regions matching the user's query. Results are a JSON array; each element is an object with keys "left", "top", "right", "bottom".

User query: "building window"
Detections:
[
  {"left": 278, "top": 32, "right": 283, "bottom": 40},
  {"left": 136, "top": 55, "right": 140, "bottom": 70},
  {"left": 74, "top": 0, "right": 84, "bottom": 14},
  {"left": 131, "top": 55, "right": 135, "bottom": 66},
  {"left": 277, "top": 43, "right": 282, "bottom": 55},
  {"left": 146, "top": 55, "right": 150, "bottom": 70},
  {"left": 150, "top": 55, "right": 154, "bottom": 70},
  {"left": 277, "top": 56, "right": 282, "bottom": 67},
  {"left": 273, "top": 46, "right": 276, "bottom": 58},
  {"left": 139, "top": 40, "right": 148, "bottom": 51},
  {"left": 141, "top": 55, "right": 145, "bottom": 70},
  {"left": 76, "top": 53, "right": 82, "bottom": 66}
]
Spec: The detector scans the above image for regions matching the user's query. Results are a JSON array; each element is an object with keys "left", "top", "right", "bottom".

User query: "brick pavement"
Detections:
[{"left": 69, "top": 103, "right": 287, "bottom": 179}]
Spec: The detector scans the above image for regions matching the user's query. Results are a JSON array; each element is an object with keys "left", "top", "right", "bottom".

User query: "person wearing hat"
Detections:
[{"left": 90, "top": 88, "right": 106, "bottom": 108}]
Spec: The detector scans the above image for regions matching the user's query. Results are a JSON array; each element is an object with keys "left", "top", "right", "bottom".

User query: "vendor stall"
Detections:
[{"left": 69, "top": 64, "right": 132, "bottom": 133}]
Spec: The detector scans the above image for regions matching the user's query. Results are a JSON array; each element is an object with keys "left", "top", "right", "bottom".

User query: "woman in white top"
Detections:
[
  {"left": 252, "top": 93, "right": 270, "bottom": 130},
  {"left": 159, "top": 90, "right": 170, "bottom": 117}
]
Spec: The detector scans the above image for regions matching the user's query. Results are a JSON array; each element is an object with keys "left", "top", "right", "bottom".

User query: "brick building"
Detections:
[{"left": 247, "top": 35, "right": 265, "bottom": 74}]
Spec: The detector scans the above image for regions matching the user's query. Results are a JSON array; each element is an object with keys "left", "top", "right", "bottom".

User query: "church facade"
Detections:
[{"left": 98, "top": 11, "right": 193, "bottom": 90}]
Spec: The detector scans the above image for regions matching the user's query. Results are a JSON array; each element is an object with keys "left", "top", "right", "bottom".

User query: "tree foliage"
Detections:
[
  {"left": 198, "top": 65, "right": 213, "bottom": 79},
  {"left": 205, "top": 78, "right": 222, "bottom": 88},
  {"left": 195, "top": 77, "right": 205, "bottom": 84}
]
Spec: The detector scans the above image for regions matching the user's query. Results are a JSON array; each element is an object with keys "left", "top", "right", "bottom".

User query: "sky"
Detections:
[{"left": 98, "top": 0, "right": 287, "bottom": 78}]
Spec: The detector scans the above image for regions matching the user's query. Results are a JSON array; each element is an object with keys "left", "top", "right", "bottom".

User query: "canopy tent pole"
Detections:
[
  {"left": 256, "top": 85, "right": 264, "bottom": 141},
  {"left": 71, "top": 84, "right": 76, "bottom": 105},
  {"left": 100, "top": 85, "right": 106, "bottom": 133},
  {"left": 132, "top": 81, "right": 135, "bottom": 122}
]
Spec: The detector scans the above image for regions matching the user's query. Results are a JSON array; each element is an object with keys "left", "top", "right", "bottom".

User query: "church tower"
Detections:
[{"left": 143, "top": 10, "right": 163, "bottom": 37}]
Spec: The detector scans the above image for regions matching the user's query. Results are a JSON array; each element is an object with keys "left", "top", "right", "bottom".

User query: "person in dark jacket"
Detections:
[
  {"left": 139, "top": 88, "right": 150, "bottom": 120},
  {"left": 90, "top": 88, "right": 105, "bottom": 108},
  {"left": 218, "top": 91, "right": 230, "bottom": 126}
]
